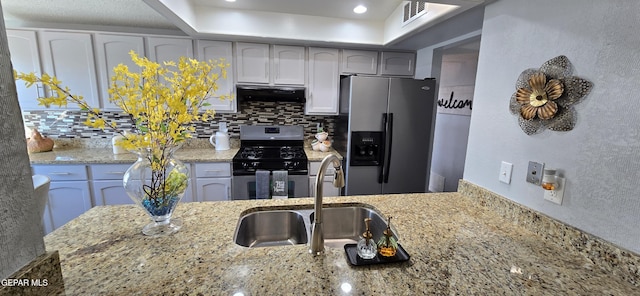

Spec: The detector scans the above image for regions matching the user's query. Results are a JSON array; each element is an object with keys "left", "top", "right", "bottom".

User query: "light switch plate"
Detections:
[
  {"left": 526, "top": 161, "right": 544, "bottom": 185},
  {"left": 499, "top": 161, "right": 513, "bottom": 184}
]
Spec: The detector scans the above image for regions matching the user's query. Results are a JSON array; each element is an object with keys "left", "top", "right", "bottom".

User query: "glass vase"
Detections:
[{"left": 123, "top": 145, "right": 189, "bottom": 236}]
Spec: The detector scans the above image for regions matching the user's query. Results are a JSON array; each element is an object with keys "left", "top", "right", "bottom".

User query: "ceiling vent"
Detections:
[{"left": 402, "top": 1, "right": 428, "bottom": 26}]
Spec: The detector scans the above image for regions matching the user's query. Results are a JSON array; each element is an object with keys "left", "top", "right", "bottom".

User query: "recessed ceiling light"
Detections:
[
  {"left": 225, "top": 0, "right": 236, "bottom": 2},
  {"left": 353, "top": 5, "right": 367, "bottom": 14}
]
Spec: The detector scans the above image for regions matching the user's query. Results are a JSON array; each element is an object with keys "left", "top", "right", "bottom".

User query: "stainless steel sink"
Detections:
[
  {"left": 233, "top": 210, "right": 308, "bottom": 248},
  {"left": 310, "top": 206, "right": 397, "bottom": 248},
  {"left": 233, "top": 204, "right": 398, "bottom": 248}
]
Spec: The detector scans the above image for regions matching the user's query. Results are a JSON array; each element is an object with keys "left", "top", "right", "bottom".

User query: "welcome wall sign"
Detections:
[{"left": 437, "top": 84, "right": 474, "bottom": 116}]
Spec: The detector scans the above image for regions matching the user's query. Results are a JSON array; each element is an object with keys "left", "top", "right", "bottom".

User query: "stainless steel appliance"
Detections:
[
  {"left": 232, "top": 125, "right": 309, "bottom": 200},
  {"left": 334, "top": 76, "right": 437, "bottom": 195},
  {"left": 237, "top": 85, "right": 306, "bottom": 103}
]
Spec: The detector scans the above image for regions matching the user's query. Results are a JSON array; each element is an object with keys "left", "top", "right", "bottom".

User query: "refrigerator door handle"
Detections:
[
  {"left": 378, "top": 113, "right": 388, "bottom": 184},
  {"left": 383, "top": 113, "right": 393, "bottom": 183}
]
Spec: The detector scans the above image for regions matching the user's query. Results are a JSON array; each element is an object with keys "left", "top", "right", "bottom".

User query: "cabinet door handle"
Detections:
[
  {"left": 227, "top": 186, "right": 231, "bottom": 200},
  {"left": 265, "top": 62, "right": 268, "bottom": 79},
  {"left": 106, "top": 171, "right": 126, "bottom": 175},
  {"left": 36, "top": 84, "right": 44, "bottom": 97}
]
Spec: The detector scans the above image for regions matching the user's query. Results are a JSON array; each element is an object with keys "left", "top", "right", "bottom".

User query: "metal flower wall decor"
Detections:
[{"left": 509, "top": 55, "right": 593, "bottom": 135}]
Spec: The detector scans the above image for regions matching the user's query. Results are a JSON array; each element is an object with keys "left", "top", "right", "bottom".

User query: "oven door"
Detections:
[{"left": 232, "top": 174, "right": 309, "bottom": 200}]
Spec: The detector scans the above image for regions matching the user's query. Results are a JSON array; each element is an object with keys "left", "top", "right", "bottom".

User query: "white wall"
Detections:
[
  {"left": 465, "top": 0, "right": 640, "bottom": 253},
  {"left": 430, "top": 50, "right": 478, "bottom": 192}
]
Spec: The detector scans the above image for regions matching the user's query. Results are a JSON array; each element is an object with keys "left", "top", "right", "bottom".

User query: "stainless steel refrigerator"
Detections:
[{"left": 334, "top": 75, "right": 437, "bottom": 196}]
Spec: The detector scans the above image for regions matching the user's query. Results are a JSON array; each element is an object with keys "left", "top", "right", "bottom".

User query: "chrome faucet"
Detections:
[{"left": 309, "top": 154, "right": 345, "bottom": 255}]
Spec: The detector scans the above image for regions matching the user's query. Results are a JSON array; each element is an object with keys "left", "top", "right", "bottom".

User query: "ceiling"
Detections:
[
  {"left": 190, "top": 0, "right": 404, "bottom": 21},
  {"left": 1, "top": 0, "right": 488, "bottom": 50}
]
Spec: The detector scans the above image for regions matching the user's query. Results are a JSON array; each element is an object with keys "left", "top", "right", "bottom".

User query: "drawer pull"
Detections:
[
  {"left": 50, "top": 172, "right": 72, "bottom": 175},
  {"left": 205, "top": 170, "right": 224, "bottom": 173},
  {"left": 106, "top": 171, "right": 126, "bottom": 175}
]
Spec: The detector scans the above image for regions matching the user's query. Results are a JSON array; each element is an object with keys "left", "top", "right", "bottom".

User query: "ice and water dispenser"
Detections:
[{"left": 350, "top": 132, "right": 383, "bottom": 166}]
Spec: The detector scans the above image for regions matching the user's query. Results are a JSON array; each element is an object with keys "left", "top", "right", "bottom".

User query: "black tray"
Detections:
[{"left": 344, "top": 243, "right": 410, "bottom": 266}]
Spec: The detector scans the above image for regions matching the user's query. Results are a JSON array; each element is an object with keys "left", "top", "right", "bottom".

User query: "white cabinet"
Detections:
[
  {"left": 308, "top": 161, "right": 341, "bottom": 197},
  {"left": 32, "top": 165, "right": 92, "bottom": 234},
  {"left": 306, "top": 47, "right": 340, "bottom": 115},
  {"left": 341, "top": 49, "right": 378, "bottom": 75},
  {"left": 94, "top": 34, "right": 145, "bottom": 110},
  {"left": 92, "top": 180, "right": 132, "bottom": 205},
  {"left": 7, "top": 29, "right": 44, "bottom": 110},
  {"left": 235, "top": 42, "right": 270, "bottom": 84},
  {"left": 90, "top": 163, "right": 194, "bottom": 205},
  {"left": 380, "top": 51, "right": 416, "bottom": 76},
  {"left": 193, "top": 162, "right": 232, "bottom": 202},
  {"left": 38, "top": 31, "right": 100, "bottom": 109},
  {"left": 195, "top": 178, "right": 232, "bottom": 202},
  {"left": 236, "top": 43, "right": 305, "bottom": 85},
  {"left": 90, "top": 163, "right": 132, "bottom": 206},
  {"left": 146, "top": 37, "right": 194, "bottom": 63},
  {"left": 196, "top": 40, "right": 236, "bottom": 112},
  {"left": 272, "top": 45, "right": 305, "bottom": 85},
  {"left": 45, "top": 181, "right": 92, "bottom": 234}
]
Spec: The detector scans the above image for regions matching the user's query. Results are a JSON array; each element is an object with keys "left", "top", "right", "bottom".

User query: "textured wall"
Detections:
[
  {"left": 22, "top": 101, "right": 337, "bottom": 139},
  {"left": 0, "top": 3, "right": 46, "bottom": 280},
  {"left": 464, "top": 0, "right": 640, "bottom": 253}
]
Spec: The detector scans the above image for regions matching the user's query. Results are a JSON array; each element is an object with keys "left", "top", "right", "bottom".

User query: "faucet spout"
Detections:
[{"left": 309, "top": 154, "right": 345, "bottom": 255}]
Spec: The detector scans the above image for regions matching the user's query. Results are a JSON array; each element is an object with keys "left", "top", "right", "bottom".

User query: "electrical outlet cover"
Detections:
[
  {"left": 526, "top": 161, "right": 544, "bottom": 185},
  {"left": 544, "top": 177, "right": 565, "bottom": 205},
  {"left": 499, "top": 161, "right": 513, "bottom": 184}
]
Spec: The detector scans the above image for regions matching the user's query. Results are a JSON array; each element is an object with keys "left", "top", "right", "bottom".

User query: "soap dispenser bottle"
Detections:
[
  {"left": 356, "top": 218, "right": 377, "bottom": 259},
  {"left": 377, "top": 217, "right": 398, "bottom": 258}
]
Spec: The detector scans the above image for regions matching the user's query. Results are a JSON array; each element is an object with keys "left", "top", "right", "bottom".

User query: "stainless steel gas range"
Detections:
[{"left": 231, "top": 125, "right": 309, "bottom": 200}]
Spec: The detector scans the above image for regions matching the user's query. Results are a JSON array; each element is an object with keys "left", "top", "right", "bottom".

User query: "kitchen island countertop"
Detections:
[{"left": 43, "top": 191, "right": 638, "bottom": 295}]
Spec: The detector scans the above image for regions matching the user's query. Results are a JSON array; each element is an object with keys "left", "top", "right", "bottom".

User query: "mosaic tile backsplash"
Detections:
[{"left": 22, "top": 101, "right": 336, "bottom": 139}]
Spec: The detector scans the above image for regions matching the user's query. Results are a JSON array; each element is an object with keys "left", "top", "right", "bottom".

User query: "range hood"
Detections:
[{"left": 236, "top": 85, "right": 306, "bottom": 103}]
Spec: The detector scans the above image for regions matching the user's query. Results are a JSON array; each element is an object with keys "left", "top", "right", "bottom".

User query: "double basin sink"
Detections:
[{"left": 233, "top": 203, "right": 398, "bottom": 248}]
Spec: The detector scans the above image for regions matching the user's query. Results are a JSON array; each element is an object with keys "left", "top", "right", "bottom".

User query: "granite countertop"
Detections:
[
  {"left": 28, "top": 146, "right": 341, "bottom": 164},
  {"left": 43, "top": 192, "right": 638, "bottom": 295}
]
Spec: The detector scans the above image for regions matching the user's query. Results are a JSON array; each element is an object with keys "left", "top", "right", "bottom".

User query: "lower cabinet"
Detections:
[
  {"left": 193, "top": 162, "right": 232, "bottom": 201},
  {"left": 90, "top": 163, "right": 133, "bottom": 206},
  {"left": 32, "top": 164, "right": 92, "bottom": 234},
  {"left": 44, "top": 181, "right": 92, "bottom": 234},
  {"left": 195, "top": 178, "right": 232, "bottom": 201},
  {"left": 308, "top": 161, "right": 341, "bottom": 197},
  {"left": 33, "top": 161, "right": 212, "bottom": 234}
]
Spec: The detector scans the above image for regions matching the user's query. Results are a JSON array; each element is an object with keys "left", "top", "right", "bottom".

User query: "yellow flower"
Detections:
[{"left": 15, "top": 50, "right": 231, "bottom": 158}]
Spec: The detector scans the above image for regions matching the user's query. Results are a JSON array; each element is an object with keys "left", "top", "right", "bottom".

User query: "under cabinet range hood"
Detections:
[{"left": 236, "top": 85, "right": 306, "bottom": 103}]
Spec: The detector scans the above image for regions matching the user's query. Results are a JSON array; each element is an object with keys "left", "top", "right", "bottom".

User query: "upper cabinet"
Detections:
[
  {"left": 38, "top": 31, "right": 100, "bottom": 109},
  {"left": 306, "top": 47, "right": 339, "bottom": 115},
  {"left": 341, "top": 49, "right": 378, "bottom": 75},
  {"left": 380, "top": 51, "right": 416, "bottom": 76},
  {"left": 236, "top": 42, "right": 270, "bottom": 84},
  {"left": 7, "top": 29, "right": 43, "bottom": 110},
  {"left": 94, "top": 34, "right": 145, "bottom": 110},
  {"left": 146, "top": 37, "right": 194, "bottom": 63},
  {"left": 272, "top": 45, "right": 305, "bottom": 85},
  {"left": 196, "top": 40, "right": 235, "bottom": 113},
  {"left": 236, "top": 42, "right": 305, "bottom": 85}
]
